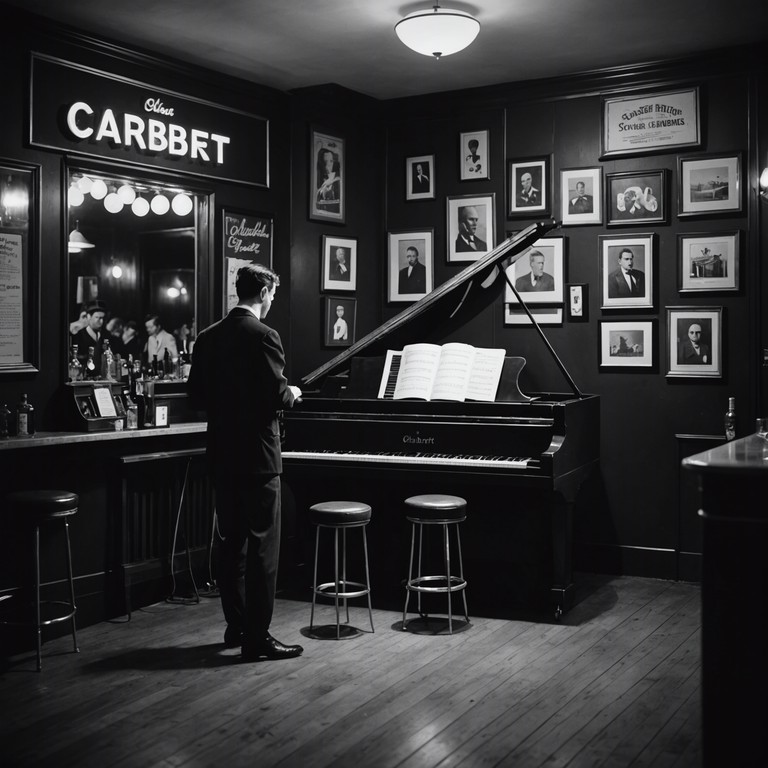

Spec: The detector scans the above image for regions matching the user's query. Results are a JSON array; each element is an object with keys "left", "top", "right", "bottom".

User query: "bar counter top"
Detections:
[
  {"left": 682, "top": 432, "right": 768, "bottom": 476},
  {"left": 0, "top": 421, "right": 207, "bottom": 451}
]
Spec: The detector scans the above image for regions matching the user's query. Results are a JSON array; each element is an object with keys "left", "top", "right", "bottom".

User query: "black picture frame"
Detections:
[
  {"left": 324, "top": 296, "right": 357, "bottom": 347},
  {"left": 507, "top": 155, "right": 551, "bottom": 217},
  {"left": 605, "top": 169, "right": 668, "bottom": 227},
  {"left": 0, "top": 158, "right": 40, "bottom": 374},
  {"left": 310, "top": 129, "right": 345, "bottom": 223},
  {"left": 405, "top": 154, "right": 435, "bottom": 200},
  {"left": 599, "top": 233, "right": 655, "bottom": 310},
  {"left": 322, "top": 235, "right": 357, "bottom": 292}
]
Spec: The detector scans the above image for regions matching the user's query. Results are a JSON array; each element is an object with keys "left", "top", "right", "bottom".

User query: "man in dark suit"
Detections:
[
  {"left": 398, "top": 246, "right": 427, "bottom": 294},
  {"left": 412, "top": 163, "right": 430, "bottom": 193},
  {"left": 187, "top": 264, "right": 303, "bottom": 661},
  {"left": 331, "top": 247, "right": 350, "bottom": 281},
  {"left": 678, "top": 323, "right": 710, "bottom": 364},
  {"left": 514, "top": 249, "right": 555, "bottom": 292},
  {"left": 607, "top": 248, "right": 646, "bottom": 299},
  {"left": 72, "top": 300, "right": 108, "bottom": 374},
  {"left": 568, "top": 181, "right": 593, "bottom": 214},
  {"left": 455, "top": 205, "right": 487, "bottom": 252},
  {"left": 516, "top": 172, "right": 540, "bottom": 207}
]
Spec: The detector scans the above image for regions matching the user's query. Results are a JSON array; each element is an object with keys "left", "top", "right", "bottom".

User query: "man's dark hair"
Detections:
[
  {"left": 236, "top": 263, "right": 280, "bottom": 301},
  {"left": 144, "top": 313, "right": 162, "bottom": 328},
  {"left": 406, "top": 246, "right": 419, "bottom": 258}
]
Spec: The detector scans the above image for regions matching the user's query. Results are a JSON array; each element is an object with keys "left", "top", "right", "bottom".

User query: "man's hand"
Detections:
[{"left": 289, "top": 385, "right": 302, "bottom": 402}]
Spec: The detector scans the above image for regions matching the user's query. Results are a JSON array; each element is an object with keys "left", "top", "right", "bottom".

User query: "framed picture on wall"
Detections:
[
  {"left": 666, "top": 306, "right": 722, "bottom": 378},
  {"left": 321, "top": 234, "right": 357, "bottom": 292},
  {"left": 560, "top": 167, "right": 602, "bottom": 226},
  {"left": 678, "top": 231, "right": 739, "bottom": 293},
  {"left": 504, "top": 236, "right": 565, "bottom": 306},
  {"left": 460, "top": 129, "right": 489, "bottom": 180},
  {"left": 447, "top": 193, "right": 495, "bottom": 263},
  {"left": 310, "top": 129, "right": 344, "bottom": 223},
  {"left": 222, "top": 209, "right": 274, "bottom": 313},
  {"left": 507, "top": 155, "right": 550, "bottom": 217},
  {"left": 605, "top": 169, "right": 668, "bottom": 226},
  {"left": 504, "top": 306, "right": 563, "bottom": 326},
  {"left": 599, "top": 233, "right": 654, "bottom": 310},
  {"left": 678, "top": 153, "right": 742, "bottom": 217},
  {"left": 324, "top": 296, "right": 357, "bottom": 347},
  {"left": 567, "top": 283, "right": 589, "bottom": 322},
  {"left": 599, "top": 320, "right": 654, "bottom": 368},
  {"left": 387, "top": 229, "right": 434, "bottom": 302},
  {"left": 406, "top": 154, "right": 435, "bottom": 200}
]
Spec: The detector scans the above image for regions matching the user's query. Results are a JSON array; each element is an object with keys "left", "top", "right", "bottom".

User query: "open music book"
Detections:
[{"left": 377, "top": 343, "right": 506, "bottom": 402}]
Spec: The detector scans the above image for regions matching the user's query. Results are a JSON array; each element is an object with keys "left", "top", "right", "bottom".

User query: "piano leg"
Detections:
[{"left": 550, "top": 491, "right": 575, "bottom": 621}]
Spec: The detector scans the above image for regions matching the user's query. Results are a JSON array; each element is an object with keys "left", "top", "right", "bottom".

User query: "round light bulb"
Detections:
[
  {"left": 111, "top": 264, "right": 123, "bottom": 279},
  {"left": 90, "top": 179, "right": 108, "bottom": 200},
  {"left": 132, "top": 196, "right": 150, "bottom": 217},
  {"left": 171, "top": 193, "right": 193, "bottom": 216},
  {"left": 104, "top": 192, "right": 124, "bottom": 213},
  {"left": 68, "top": 185, "right": 84, "bottom": 207},
  {"left": 151, "top": 193, "right": 170, "bottom": 215},
  {"left": 117, "top": 184, "right": 136, "bottom": 204},
  {"left": 77, "top": 175, "right": 93, "bottom": 193},
  {"left": 167, "top": 286, "right": 181, "bottom": 299}
]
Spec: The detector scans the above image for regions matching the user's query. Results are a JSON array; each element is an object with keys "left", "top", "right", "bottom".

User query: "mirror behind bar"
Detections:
[{"left": 301, "top": 219, "right": 583, "bottom": 397}]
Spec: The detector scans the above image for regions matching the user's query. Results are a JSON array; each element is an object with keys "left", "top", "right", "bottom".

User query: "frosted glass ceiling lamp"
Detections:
[
  {"left": 104, "top": 187, "right": 124, "bottom": 214},
  {"left": 90, "top": 178, "right": 108, "bottom": 200},
  {"left": 171, "top": 192, "right": 193, "bottom": 216},
  {"left": 77, "top": 175, "right": 93, "bottom": 194},
  {"left": 117, "top": 183, "right": 136, "bottom": 205},
  {"left": 395, "top": 2, "right": 480, "bottom": 59},
  {"left": 69, "top": 220, "right": 94, "bottom": 249},
  {"left": 132, "top": 194, "right": 150, "bottom": 217},
  {"left": 68, "top": 183, "right": 84, "bottom": 207},
  {"left": 151, "top": 192, "right": 170, "bottom": 215}
]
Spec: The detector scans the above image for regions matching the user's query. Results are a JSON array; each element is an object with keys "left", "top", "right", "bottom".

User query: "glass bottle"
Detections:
[
  {"left": 124, "top": 388, "right": 139, "bottom": 430},
  {"left": 0, "top": 402, "right": 10, "bottom": 439},
  {"left": 101, "top": 339, "right": 116, "bottom": 380},
  {"left": 16, "top": 393, "right": 35, "bottom": 437},
  {"left": 724, "top": 396, "right": 736, "bottom": 441},
  {"left": 180, "top": 338, "right": 192, "bottom": 380},
  {"left": 163, "top": 349, "right": 172, "bottom": 380},
  {"left": 85, "top": 345, "right": 97, "bottom": 379},
  {"left": 68, "top": 344, "right": 83, "bottom": 382}
]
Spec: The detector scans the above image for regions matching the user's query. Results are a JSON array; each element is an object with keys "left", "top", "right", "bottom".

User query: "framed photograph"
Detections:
[
  {"left": 0, "top": 158, "right": 40, "bottom": 374},
  {"left": 599, "top": 233, "right": 654, "bottom": 309},
  {"left": 324, "top": 296, "right": 357, "bottom": 347},
  {"left": 601, "top": 86, "right": 701, "bottom": 158},
  {"left": 505, "top": 236, "right": 565, "bottom": 306},
  {"left": 222, "top": 209, "right": 273, "bottom": 313},
  {"left": 560, "top": 167, "right": 602, "bottom": 226},
  {"left": 567, "top": 283, "right": 589, "bottom": 322},
  {"left": 460, "top": 130, "right": 489, "bottom": 180},
  {"left": 508, "top": 156, "right": 550, "bottom": 217},
  {"left": 504, "top": 306, "right": 562, "bottom": 326},
  {"left": 678, "top": 153, "right": 742, "bottom": 217},
  {"left": 666, "top": 306, "right": 722, "bottom": 378},
  {"left": 310, "top": 129, "right": 344, "bottom": 223},
  {"left": 606, "top": 169, "right": 668, "bottom": 227},
  {"left": 447, "top": 193, "right": 495, "bottom": 263},
  {"left": 599, "top": 320, "right": 654, "bottom": 368},
  {"left": 387, "top": 229, "right": 434, "bottom": 302},
  {"left": 321, "top": 235, "right": 357, "bottom": 292},
  {"left": 678, "top": 232, "right": 740, "bottom": 293},
  {"left": 406, "top": 154, "right": 435, "bottom": 200}
]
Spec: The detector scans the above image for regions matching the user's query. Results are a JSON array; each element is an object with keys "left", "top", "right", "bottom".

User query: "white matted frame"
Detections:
[
  {"left": 678, "top": 153, "right": 742, "bottom": 217},
  {"left": 560, "top": 167, "right": 602, "bottom": 226},
  {"left": 447, "top": 193, "right": 495, "bottom": 263},
  {"left": 504, "top": 306, "right": 562, "bottom": 326},
  {"left": 387, "top": 229, "right": 434, "bottom": 303},
  {"left": 406, "top": 154, "right": 435, "bottom": 200},
  {"left": 504, "top": 236, "right": 565, "bottom": 306},
  {"left": 666, "top": 306, "right": 722, "bottom": 378},
  {"left": 321, "top": 235, "right": 357, "bottom": 292},
  {"left": 678, "top": 231, "right": 739, "bottom": 293},
  {"left": 507, "top": 155, "right": 550, "bottom": 217},
  {"left": 599, "top": 320, "right": 654, "bottom": 368},
  {"left": 460, "top": 129, "right": 489, "bottom": 180},
  {"left": 599, "top": 233, "right": 654, "bottom": 310}
]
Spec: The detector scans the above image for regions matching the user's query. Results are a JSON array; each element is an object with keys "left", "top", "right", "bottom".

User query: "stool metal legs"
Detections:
[{"left": 310, "top": 523, "right": 374, "bottom": 639}]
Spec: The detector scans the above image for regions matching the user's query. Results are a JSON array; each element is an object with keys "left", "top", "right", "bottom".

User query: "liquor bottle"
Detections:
[
  {"left": 124, "top": 389, "right": 139, "bottom": 430},
  {"left": 85, "top": 346, "right": 97, "bottom": 379},
  {"left": 101, "top": 339, "right": 116, "bottom": 380},
  {"left": 179, "top": 338, "right": 192, "bottom": 380},
  {"left": 163, "top": 349, "right": 172, "bottom": 379},
  {"left": 151, "top": 354, "right": 159, "bottom": 379},
  {"left": 68, "top": 344, "right": 83, "bottom": 382},
  {"left": 16, "top": 393, "right": 35, "bottom": 437},
  {"left": 0, "top": 402, "right": 10, "bottom": 439},
  {"left": 724, "top": 396, "right": 736, "bottom": 441}
]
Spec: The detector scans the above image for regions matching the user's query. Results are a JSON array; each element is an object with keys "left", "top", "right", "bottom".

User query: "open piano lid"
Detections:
[{"left": 301, "top": 219, "right": 580, "bottom": 396}]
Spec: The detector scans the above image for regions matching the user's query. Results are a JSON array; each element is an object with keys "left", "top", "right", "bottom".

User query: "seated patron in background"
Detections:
[
  {"left": 72, "top": 301, "right": 108, "bottom": 372},
  {"left": 119, "top": 320, "right": 143, "bottom": 362},
  {"left": 69, "top": 303, "right": 89, "bottom": 336},
  {"left": 144, "top": 314, "right": 178, "bottom": 365}
]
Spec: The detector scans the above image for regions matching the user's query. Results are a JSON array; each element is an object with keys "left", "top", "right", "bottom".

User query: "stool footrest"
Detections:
[
  {"left": 315, "top": 580, "right": 370, "bottom": 600},
  {"left": 0, "top": 600, "right": 77, "bottom": 627},
  {"left": 406, "top": 575, "right": 467, "bottom": 594}
]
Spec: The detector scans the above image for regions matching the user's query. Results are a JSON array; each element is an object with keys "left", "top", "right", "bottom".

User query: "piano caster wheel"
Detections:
[{"left": 554, "top": 605, "right": 563, "bottom": 622}]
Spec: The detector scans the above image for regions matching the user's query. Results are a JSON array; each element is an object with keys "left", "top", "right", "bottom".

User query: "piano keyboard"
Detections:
[{"left": 283, "top": 449, "right": 536, "bottom": 470}]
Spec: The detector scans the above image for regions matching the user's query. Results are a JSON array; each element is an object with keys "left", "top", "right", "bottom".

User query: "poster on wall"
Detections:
[
  {"left": 0, "top": 233, "right": 24, "bottom": 367},
  {"left": 601, "top": 86, "right": 700, "bottom": 158},
  {"left": 222, "top": 209, "right": 273, "bottom": 313}
]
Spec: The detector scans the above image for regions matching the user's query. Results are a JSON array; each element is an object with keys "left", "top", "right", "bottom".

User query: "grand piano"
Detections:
[{"left": 282, "top": 221, "right": 599, "bottom": 618}]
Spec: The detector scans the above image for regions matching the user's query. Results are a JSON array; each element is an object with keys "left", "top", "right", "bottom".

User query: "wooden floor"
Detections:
[{"left": 1, "top": 575, "right": 701, "bottom": 767}]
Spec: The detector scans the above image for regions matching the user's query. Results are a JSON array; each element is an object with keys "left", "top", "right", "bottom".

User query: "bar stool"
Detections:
[
  {"left": 1, "top": 490, "right": 80, "bottom": 671},
  {"left": 309, "top": 501, "right": 374, "bottom": 639},
  {"left": 402, "top": 494, "right": 469, "bottom": 634}
]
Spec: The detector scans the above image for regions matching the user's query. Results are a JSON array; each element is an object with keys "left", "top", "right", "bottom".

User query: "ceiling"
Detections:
[{"left": 6, "top": 0, "right": 767, "bottom": 100}]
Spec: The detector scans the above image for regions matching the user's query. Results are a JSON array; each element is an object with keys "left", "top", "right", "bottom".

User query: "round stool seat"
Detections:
[
  {"left": 405, "top": 494, "right": 466, "bottom": 522},
  {"left": 310, "top": 501, "right": 372, "bottom": 527},
  {"left": 7, "top": 490, "right": 79, "bottom": 520}
]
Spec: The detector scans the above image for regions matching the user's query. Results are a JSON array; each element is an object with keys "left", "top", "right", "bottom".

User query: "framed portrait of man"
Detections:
[
  {"left": 405, "top": 154, "right": 435, "bottom": 200},
  {"left": 387, "top": 229, "right": 434, "bottom": 303},
  {"left": 507, "top": 155, "right": 550, "bottom": 217},
  {"left": 446, "top": 193, "right": 495, "bottom": 263},
  {"left": 666, "top": 306, "right": 722, "bottom": 378},
  {"left": 599, "top": 233, "right": 654, "bottom": 309},
  {"left": 321, "top": 235, "right": 357, "bottom": 292},
  {"left": 504, "top": 236, "right": 565, "bottom": 306},
  {"left": 560, "top": 167, "right": 602, "bottom": 226},
  {"left": 310, "top": 129, "right": 345, "bottom": 223},
  {"left": 324, "top": 296, "right": 357, "bottom": 347}
]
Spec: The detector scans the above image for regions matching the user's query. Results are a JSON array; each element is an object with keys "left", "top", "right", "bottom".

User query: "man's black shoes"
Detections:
[
  {"left": 241, "top": 633, "right": 303, "bottom": 661},
  {"left": 223, "top": 625, "right": 243, "bottom": 648}
]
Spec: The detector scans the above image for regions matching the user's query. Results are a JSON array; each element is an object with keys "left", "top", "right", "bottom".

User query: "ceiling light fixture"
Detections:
[
  {"left": 68, "top": 220, "right": 94, "bottom": 250},
  {"left": 150, "top": 192, "right": 170, "bottom": 215},
  {"left": 395, "top": 2, "right": 480, "bottom": 59},
  {"left": 760, "top": 167, "right": 768, "bottom": 203},
  {"left": 132, "top": 194, "right": 150, "bottom": 217}
]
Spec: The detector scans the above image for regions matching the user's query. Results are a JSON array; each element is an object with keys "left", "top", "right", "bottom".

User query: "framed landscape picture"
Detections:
[
  {"left": 678, "top": 231, "right": 739, "bottom": 293},
  {"left": 599, "top": 320, "right": 654, "bottom": 368},
  {"left": 678, "top": 153, "right": 742, "bottom": 217}
]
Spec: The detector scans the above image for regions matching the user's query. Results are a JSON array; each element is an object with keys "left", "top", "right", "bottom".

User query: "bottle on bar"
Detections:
[
  {"left": 68, "top": 344, "right": 83, "bottom": 382},
  {"left": 16, "top": 393, "right": 35, "bottom": 437},
  {"left": 101, "top": 339, "right": 116, "bottom": 380},
  {"left": 151, "top": 354, "right": 159, "bottom": 379},
  {"left": 0, "top": 402, "right": 11, "bottom": 439},
  {"left": 163, "top": 349, "right": 172, "bottom": 380},
  {"left": 85, "top": 346, "right": 97, "bottom": 379},
  {"left": 724, "top": 396, "right": 736, "bottom": 441}
]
